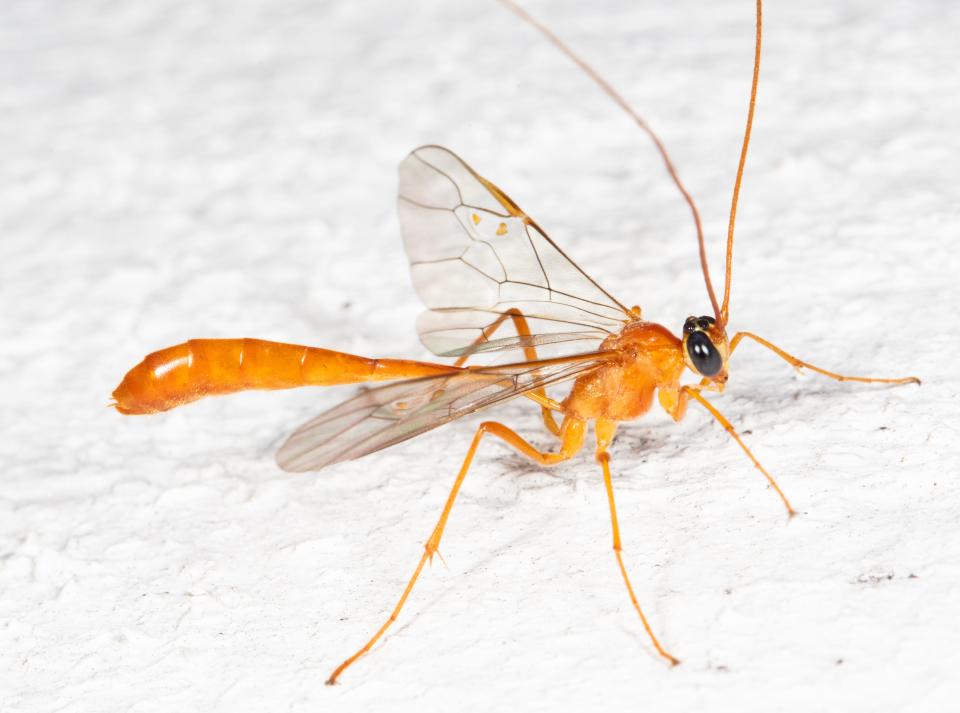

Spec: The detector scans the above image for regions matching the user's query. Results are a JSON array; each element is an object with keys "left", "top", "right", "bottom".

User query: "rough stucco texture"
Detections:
[{"left": 1, "top": 1, "right": 959, "bottom": 711}]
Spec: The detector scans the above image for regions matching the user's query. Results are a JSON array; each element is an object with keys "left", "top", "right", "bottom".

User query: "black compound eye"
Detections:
[
  {"left": 697, "top": 316, "right": 715, "bottom": 330},
  {"left": 683, "top": 316, "right": 697, "bottom": 334},
  {"left": 686, "top": 331, "right": 723, "bottom": 376}
]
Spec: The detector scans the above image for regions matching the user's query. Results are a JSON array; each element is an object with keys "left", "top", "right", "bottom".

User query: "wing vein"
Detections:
[{"left": 399, "top": 145, "right": 633, "bottom": 360}]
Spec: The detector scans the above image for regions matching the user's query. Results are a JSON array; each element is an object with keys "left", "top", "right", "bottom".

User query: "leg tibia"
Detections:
[
  {"left": 452, "top": 308, "right": 564, "bottom": 437},
  {"left": 326, "top": 416, "right": 586, "bottom": 684},
  {"left": 595, "top": 433, "right": 680, "bottom": 666},
  {"left": 682, "top": 386, "right": 796, "bottom": 516},
  {"left": 730, "top": 331, "right": 920, "bottom": 385}
]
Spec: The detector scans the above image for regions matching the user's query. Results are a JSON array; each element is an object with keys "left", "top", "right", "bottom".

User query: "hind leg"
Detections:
[
  {"left": 325, "top": 416, "right": 586, "bottom": 684},
  {"left": 452, "top": 308, "right": 564, "bottom": 436}
]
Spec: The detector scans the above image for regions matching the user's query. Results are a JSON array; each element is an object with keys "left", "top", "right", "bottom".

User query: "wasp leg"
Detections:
[
  {"left": 453, "top": 308, "right": 563, "bottom": 436},
  {"left": 729, "top": 332, "right": 920, "bottom": 386},
  {"left": 680, "top": 387, "right": 796, "bottom": 517},
  {"left": 594, "top": 418, "right": 680, "bottom": 666},
  {"left": 325, "top": 416, "right": 586, "bottom": 685}
]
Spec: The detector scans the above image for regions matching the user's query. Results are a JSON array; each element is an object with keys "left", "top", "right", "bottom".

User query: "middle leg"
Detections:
[{"left": 594, "top": 418, "right": 680, "bottom": 666}]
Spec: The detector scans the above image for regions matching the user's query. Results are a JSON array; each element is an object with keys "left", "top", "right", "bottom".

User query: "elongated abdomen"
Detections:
[{"left": 112, "top": 338, "right": 456, "bottom": 415}]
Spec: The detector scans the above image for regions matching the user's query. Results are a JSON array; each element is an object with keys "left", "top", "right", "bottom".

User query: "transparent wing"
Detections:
[
  {"left": 276, "top": 352, "right": 611, "bottom": 472},
  {"left": 398, "top": 145, "right": 633, "bottom": 359}
]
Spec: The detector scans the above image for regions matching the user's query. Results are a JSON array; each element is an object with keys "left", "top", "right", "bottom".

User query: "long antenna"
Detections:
[
  {"left": 497, "top": 0, "right": 721, "bottom": 321},
  {"left": 720, "top": 0, "right": 762, "bottom": 326}
]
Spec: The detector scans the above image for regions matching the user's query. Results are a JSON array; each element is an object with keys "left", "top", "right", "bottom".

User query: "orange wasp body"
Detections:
[{"left": 113, "top": 0, "right": 917, "bottom": 684}]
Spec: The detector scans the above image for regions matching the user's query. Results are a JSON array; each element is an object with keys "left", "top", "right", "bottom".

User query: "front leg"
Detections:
[
  {"left": 658, "top": 385, "right": 690, "bottom": 422},
  {"left": 729, "top": 331, "right": 920, "bottom": 386},
  {"left": 657, "top": 377, "right": 726, "bottom": 422},
  {"left": 681, "top": 387, "right": 796, "bottom": 516},
  {"left": 658, "top": 384, "right": 794, "bottom": 515}
]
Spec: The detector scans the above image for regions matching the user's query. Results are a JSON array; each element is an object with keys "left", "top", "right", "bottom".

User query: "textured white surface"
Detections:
[{"left": 2, "top": 1, "right": 959, "bottom": 711}]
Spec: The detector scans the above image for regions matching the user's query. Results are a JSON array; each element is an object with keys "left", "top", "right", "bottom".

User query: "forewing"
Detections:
[
  {"left": 398, "top": 145, "right": 632, "bottom": 358},
  {"left": 276, "top": 353, "right": 610, "bottom": 472}
]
